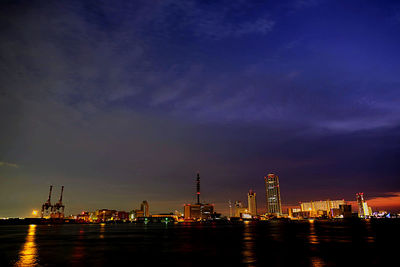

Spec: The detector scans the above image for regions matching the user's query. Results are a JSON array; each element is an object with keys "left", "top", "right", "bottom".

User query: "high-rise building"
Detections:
[
  {"left": 141, "top": 200, "right": 149, "bottom": 217},
  {"left": 247, "top": 190, "right": 257, "bottom": 216},
  {"left": 356, "top": 193, "right": 371, "bottom": 218},
  {"left": 264, "top": 173, "right": 282, "bottom": 215}
]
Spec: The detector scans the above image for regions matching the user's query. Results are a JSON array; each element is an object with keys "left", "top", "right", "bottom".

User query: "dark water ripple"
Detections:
[{"left": 1, "top": 220, "right": 399, "bottom": 266}]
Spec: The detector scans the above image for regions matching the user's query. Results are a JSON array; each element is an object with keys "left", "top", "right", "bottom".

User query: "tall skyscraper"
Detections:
[
  {"left": 141, "top": 200, "right": 149, "bottom": 217},
  {"left": 356, "top": 192, "right": 370, "bottom": 218},
  {"left": 264, "top": 173, "right": 282, "bottom": 215},
  {"left": 247, "top": 190, "right": 257, "bottom": 216}
]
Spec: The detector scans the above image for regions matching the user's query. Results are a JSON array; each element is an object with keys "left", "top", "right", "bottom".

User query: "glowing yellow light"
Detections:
[
  {"left": 32, "top": 210, "right": 38, "bottom": 216},
  {"left": 15, "top": 224, "right": 38, "bottom": 266}
]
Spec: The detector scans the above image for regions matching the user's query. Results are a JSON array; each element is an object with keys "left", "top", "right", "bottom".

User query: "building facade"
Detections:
[
  {"left": 356, "top": 193, "right": 371, "bottom": 218},
  {"left": 247, "top": 190, "right": 257, "bottom": 216},
  {"left": 141, "top": 200, "right": 149, "bottom": 217},
  {"left": 264, "top": 173, "right": 282, "bottom": 215},
  {"left": 299, "top": 199, "right": 346, "bottom": 218},
  {"left": 184, "top": 203, "right": 214, "bottom": 220}
]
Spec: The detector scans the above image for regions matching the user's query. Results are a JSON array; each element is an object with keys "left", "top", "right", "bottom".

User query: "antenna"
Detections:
[{"left": 196, "top": 172, "right": 200, "bottom": 204}]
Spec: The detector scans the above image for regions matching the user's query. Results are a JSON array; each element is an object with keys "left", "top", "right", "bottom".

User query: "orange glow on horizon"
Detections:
[
  {"left": 349, "top": 192, "right": 400, "bottom": 210},
  {"left": 283, "top": 192, "right": 400, "bottom": 213}
]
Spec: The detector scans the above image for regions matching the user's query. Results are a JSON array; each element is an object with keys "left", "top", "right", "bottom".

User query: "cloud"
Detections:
[
  {"left": 290, "top": 0, "right": 327, "bottom": 10},
  {"left": 347, "top": 192, "right": 400, "bottom": 212},
  {"left": 367, "top": 192, "right": 400, "bottom": 209},
  {"left": 0, "top": 162, "right": 18, "bottom": 168},
  {"left": 0, "top": 0, "right": 399, "bottom": 216},
  {"left": 151, "top": 0, "right": 275, "bottom": 40}
]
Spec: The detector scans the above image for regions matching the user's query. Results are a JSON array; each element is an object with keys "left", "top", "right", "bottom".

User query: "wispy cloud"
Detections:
[
  {"left": 0, "top": 162, "right": 18, "bottom": 168},
  {"left": 290, "top": 0, "right": 327, "bottom": 10},
  {"left": 151, "top": 0, "right": 275, "bottom": 40}
]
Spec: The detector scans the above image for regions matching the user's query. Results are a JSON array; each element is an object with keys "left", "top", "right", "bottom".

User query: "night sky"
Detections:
[{"left": 1, "top": 0, "right": 400, "bottom": 217}]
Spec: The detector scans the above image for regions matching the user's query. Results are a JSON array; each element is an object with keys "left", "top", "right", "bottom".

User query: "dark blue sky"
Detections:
[{"left": 1, "top": 0, "right": 400, "bottom": 216}]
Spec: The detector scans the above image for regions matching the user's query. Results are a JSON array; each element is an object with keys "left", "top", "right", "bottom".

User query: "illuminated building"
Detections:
[
  {"left": 247, "top": 190, "right": 257, "bottom": 216},
  {"left": 184, "top": 204, "right": 191, "bottom": 219},
  {"left": 330, "top": 208, "right": 341, "bottom": 218},
  {"left": 115, "top": 211, "right": 129, "bottom": 221},
  {"left": 96, "top": 209, "right": 117, "bottom": 222},
  {"left": 150, "top": 213, "right": 178, "bottom": 223},
  {"left": 129, "top": 200, "right": 150, "bottom": 220},
  {"left": 235, "top": 200, "right": 243, "bottom": 209},
  {"left": 140, "top": 201, "right": 150, "bottom": 217},
  {"left": 184, "top": 204, "right": 214, "bottom": 220},
  {"left": 134, "top": 209, "right": 144, "bottom": 218},
  {"left": 264, "top": 173, "right": 282, "bottom": 215},
  {"left": 232, "top": 200, "right": 249, "bottom": 218},
  {"left": 77, "top": 211, "right": 91, "bottom": 222},
  {"left": 288, "top": 208, "right": 301, "bottom": 218},
  {"left": 183, "top": 172, "right": 215, "bottom": 220},
  {"left": 356, "top": 192, "right": 371, "bottom": 218},
  {"left": 339, "top": 204, "right": 352, "bottom": 218},
  {"left": 300, "top": 200, "right": 346, "bottom": 217}
]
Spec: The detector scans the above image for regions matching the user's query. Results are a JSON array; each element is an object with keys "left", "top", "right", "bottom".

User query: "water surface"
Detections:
[{"left": 1, "top": 220, "right": 398, "bottom": 266}]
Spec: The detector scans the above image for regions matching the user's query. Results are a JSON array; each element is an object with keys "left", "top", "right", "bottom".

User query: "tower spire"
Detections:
[{"left": 196, "top": 171, "right": 200, "bottom": 204}]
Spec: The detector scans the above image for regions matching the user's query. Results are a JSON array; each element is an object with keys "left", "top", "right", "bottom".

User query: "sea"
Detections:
[{"left": 1, "top": 219, "right": 398, "bottom": 266}]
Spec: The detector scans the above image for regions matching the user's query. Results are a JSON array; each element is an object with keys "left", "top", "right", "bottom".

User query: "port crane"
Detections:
[
  {"left": 41, "top": 185, "right": 53, "bottom": 218},
  {"left": 52, "top": 186, "right": 65, "bottom": 219}
]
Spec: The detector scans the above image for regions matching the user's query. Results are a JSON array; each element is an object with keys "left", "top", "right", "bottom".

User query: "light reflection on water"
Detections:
[
  {"left": 14, "top": 224, "right": 39, "bottom": 267},
  {"left": 241, "top": 222, "right": 256, "bottom": 266},
  {"left": 365, "top": 221, "right": 375, "bottom": 243},
  {"left": 308, "top": 220, "right": 319, "bottom": 244},
  {"left": 99, "top": 223, "right": 105, "bottom": 239},
  {"left": 308, "top": 220, "right": 325, "bottom": 267},
  {"left": 71, "top": 228, "right": 85, "bottom": 264},
  {"left": 1, "top": 220, "right": 393, "bottom": 266}
]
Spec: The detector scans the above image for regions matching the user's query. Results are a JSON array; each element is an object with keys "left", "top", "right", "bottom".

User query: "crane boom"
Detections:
[
  {"left": 48, "top": 185, "right": 53, "bottom": 203},
  {"left": 59, "top": 186, "right": 64, "bottom": 203}
]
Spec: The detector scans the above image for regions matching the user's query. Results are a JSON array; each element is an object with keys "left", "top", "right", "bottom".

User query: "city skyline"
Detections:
[
  {"left": 4, "top": 172, "right": 397, "bottom": 218},
  {"left": 1, "top": 0, "right": 400, "bottom": 217}
]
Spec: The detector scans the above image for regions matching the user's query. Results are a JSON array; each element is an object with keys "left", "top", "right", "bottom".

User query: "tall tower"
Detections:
[
  {"left": 196, "top": 172, "right": 201, "bottom": 204},
  {"left": 264, "top": 173, "right": 282, "bottom": 215},
  {"left": 356, "top": 192, "right": 370, "bottom": 218},
  {"left": 247, "top": 190, "right": 257, "bottom": 216}
]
